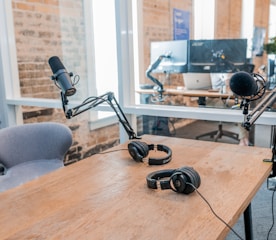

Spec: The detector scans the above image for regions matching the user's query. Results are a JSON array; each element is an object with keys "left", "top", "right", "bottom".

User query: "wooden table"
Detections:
[{"left": 0, "top": 135, "right": 272, "bottom": 240}]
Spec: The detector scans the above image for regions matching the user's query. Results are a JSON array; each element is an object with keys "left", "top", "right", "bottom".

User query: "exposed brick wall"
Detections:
[
  {"left": 13, "top": 0, "right": 89, "bottom": 99},
  {"left": 13, "top": 0, "right": 61, "bottom": 99},
  {"left": 215, "top": 0, "right": 243, "bottom": 39},
  {"left": 12, "top": 0, "right": 120, "bottom": 165}
]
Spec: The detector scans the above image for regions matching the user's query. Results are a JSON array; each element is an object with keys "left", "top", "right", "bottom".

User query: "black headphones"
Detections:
[
  {"left": 128, "top": 141, "right": 172, "bottom": 165},
  {"left": 146, "top": 166, "right": 201, "bottom": 194}
]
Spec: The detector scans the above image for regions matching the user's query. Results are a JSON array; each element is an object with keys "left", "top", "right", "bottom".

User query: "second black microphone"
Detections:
[{"left": 229, "top": 71, "right": 259, "bottom": 97}]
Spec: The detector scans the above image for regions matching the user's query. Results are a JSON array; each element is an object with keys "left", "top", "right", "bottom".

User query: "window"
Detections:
[
  {"left": 92, "top": 1, "right": 118, "bottom": 96},
  {"left": 241, "top": 0, "right": 254, "bottom": 58},
  {"left": 89, "top": 0, "right": 119, "bottom": 122},
  {"left": 269, "top": 3, "right": 276, "bottom": 38},
  {"left": 194, "top": 0, "right": 215, "bottom": 39},
  {"left": 1, "top": 0, "right": 121, "bottom": 128}
]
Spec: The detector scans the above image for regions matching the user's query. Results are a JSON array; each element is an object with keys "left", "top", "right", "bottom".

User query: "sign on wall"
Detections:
[{"left": 173, "top": 8, "right": 190, "bottom": 40}]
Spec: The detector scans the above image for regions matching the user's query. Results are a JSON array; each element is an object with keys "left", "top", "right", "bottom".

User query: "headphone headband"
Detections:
[
  {"left": 146, "top": 169, "right": 176, "bottom": 189},
  {"left": 128, "top": 141, "right": 172, "bottom": 165},
  {"left": 148, "top": 144, "right": 172, "bottom": 165}
]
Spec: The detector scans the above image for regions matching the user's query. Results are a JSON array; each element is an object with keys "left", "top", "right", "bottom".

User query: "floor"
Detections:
[{"left": 173, "top": 120, "right": 240, "bottom": 144}]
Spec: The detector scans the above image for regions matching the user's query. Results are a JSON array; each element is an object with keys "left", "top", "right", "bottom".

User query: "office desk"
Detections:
[
  {"left": 136, "top": 88, "right": 234, "bottom": 99},
  {"left": 0, "top": 135, "right": 272, "bottom": 240}
]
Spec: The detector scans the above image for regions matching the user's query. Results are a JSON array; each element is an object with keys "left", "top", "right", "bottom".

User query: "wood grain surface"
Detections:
[{"left": 0, "top": 135, "right": 272, "bottom": 240}]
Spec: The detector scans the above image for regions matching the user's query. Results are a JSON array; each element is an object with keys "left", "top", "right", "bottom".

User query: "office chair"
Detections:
[
  {"left": 0, "top": 122, "right": 72, "bottom": 192},
  {"left": 195, "top": 121, "right": 239, "bottom": 142}
]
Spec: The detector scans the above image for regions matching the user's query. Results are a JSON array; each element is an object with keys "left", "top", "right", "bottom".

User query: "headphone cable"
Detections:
[{"left": 187, "top": 183, "right": 244, "bottom": 240}]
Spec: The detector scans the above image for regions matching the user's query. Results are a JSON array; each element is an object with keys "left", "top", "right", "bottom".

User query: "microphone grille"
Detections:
[
  {"left": 229, "top": 71, "right": 257, "bottom": 97},
  {"left": 48, "top": 56, "right": 65, "bottom": 74}
]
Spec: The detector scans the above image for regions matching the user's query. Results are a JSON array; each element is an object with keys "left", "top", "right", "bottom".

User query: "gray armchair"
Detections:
[{"left": 0, "top": 122, "right": 72, "bottom": 192}]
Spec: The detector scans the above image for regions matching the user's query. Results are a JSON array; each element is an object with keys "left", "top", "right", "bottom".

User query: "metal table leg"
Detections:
[{"left": 243, "top": 203, "right": 253, "bottom": 240}]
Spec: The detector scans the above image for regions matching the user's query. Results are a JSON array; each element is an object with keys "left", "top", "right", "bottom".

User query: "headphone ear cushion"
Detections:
[
  {"left": 170, "top": 172, "right": 187, "bottom": 193},
  {"left": 178, "top": 167, "right": 201, "bottom": 194},
  {"left": 128, "top": 141, "right": 149, "bottom": 162}
]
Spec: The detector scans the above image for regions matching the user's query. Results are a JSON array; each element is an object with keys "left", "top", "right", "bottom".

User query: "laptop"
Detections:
[{"left": 183, "top": 73, "right": 212, "bottom": 90}]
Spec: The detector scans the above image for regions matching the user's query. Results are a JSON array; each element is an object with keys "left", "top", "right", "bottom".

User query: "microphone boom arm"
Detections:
[
  {"left": 232, "top": 71, "right": 276, "bottom": 182},
  {"left": 242, "top": 87, "right": 276, "bottom": 130},
  {"left": 61, "top": 91, "right": 140, "bottom": 140},
  {"left": 146, "top": 54, "right": 171, "bottom": 100},
  {"left": 240, "top": 87, "right": 276, "bottom": 180}
]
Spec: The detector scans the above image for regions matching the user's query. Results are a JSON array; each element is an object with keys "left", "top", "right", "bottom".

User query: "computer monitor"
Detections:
[
  {"left": 188, "top": 40, "right": 213, "bottom": 73},
  {"left": 150, "top": 40, "right": 188, "bottom": 73},
  {"left": 188, "top": 39, "right": 247, "bottom": 73}
]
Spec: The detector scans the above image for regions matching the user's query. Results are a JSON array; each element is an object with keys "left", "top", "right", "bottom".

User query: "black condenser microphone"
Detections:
[
  {"left": 229, "top": 71, "right": 258, "bottom": 97},
  {"left": 48, "top": 56, "right": 76, "bottom": 96}
]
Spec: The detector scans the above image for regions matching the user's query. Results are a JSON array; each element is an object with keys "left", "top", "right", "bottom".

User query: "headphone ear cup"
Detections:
[
  {"left": 128, "top": 141, "right": 149, "bottom": 162},
  {"left": 170, "top": 172, "right": 187, "bottom": 193},
  {"left": 178, "top": 167, "right": 201, "bottom": 194}
]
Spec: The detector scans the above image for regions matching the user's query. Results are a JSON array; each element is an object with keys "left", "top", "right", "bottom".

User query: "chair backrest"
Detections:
[{"left": 0, "top": 122, "right": 73, "bottom": 168}]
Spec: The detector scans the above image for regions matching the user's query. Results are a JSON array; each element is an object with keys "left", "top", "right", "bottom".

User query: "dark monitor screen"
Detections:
[
  {"left": 189, "top": 40, "right": 213, "bottom": 65},
  {"left": 188, "top": 39, "right": 247, "bottom": 73},
  {"left": 150, "top": 40, "right": 188, "bottom": 73}
]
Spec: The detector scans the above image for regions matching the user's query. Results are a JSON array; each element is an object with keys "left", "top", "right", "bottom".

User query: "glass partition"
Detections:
[
  {"left": 135, "top": 0, "right": 274, "bottom": 111},
  {"left": 132, "top": 0, "right": 276, "bottom": 145}
]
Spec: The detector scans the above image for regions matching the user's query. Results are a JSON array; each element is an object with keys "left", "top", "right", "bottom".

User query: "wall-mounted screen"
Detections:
[
  {"left": 188, "top": 39, "right": 248, "bottom": 73},
  {"left": 150, "top": 40, "right": 188, "bottom": 73}
]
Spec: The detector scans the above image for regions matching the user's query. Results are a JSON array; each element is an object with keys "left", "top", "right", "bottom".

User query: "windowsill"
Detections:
[{"left": 89, "top": 115, "right": 118, "bottom": 130}]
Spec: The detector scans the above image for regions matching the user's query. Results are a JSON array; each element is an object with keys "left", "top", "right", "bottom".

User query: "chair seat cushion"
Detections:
[{"left": 0, "top": 159, "right": 64, "bottom": 192}]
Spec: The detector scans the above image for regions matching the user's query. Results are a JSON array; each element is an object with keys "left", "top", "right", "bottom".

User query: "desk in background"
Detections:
[
  {"left": 0, "top": 135, "right": 271, "bottom": 239},
  {"left": 137, "top": 87, "right": 239, "bottom": 139},
  {"left": 137, "top": 87, "right": 238, "bottom": 107},
  {"left": 136, "top": 87, "right": 235, "bottom": 98}
]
